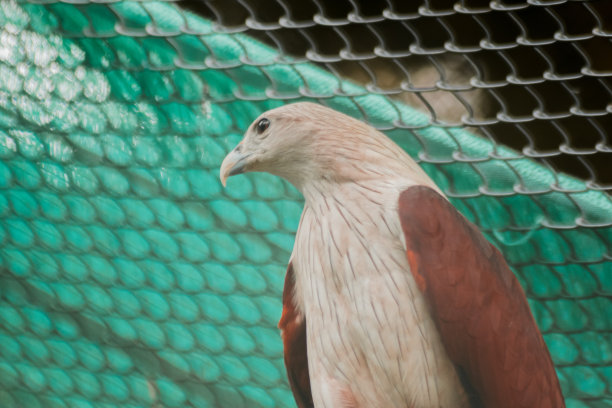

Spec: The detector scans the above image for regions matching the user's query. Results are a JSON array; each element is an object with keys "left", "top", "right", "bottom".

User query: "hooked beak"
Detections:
[{"left": 220, "top": 145, "right": 252, "bottom": 187}]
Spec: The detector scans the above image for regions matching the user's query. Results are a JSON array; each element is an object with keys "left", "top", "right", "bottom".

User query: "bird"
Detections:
[{"left": 219, "top": 102, "right": 565, "bottom": 408}]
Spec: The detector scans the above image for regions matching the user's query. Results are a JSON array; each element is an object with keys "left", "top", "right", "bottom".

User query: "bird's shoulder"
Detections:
[{"left": 397, "top": 185, "right": 565, "bottom": 408}]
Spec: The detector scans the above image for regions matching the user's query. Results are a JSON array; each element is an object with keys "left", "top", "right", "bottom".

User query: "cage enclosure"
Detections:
[{"left": 0, "top": 0, "right": 610, "bottom": 407}]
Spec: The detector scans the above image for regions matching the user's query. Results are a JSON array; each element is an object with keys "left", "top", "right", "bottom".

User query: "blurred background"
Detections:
[{"left": 186, "top": 0, "right": 612, "bottom": 187}]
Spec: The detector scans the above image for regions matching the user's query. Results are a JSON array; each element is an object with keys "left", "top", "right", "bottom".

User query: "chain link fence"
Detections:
[{"left": 0, "top": 0, "right": 610, "bottom": 407}]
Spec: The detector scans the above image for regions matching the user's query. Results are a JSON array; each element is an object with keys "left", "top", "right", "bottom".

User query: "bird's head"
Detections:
[
  {"left": 220, "top": 102, "right": 321, "bottom": 189},
  {"left": 220, "top": 102, "right": 429, "bottom": 193}
]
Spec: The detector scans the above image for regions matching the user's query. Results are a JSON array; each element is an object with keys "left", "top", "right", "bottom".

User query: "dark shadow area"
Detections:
[{"left": 182, "top": 0, "right": 612, "bottom": 188}]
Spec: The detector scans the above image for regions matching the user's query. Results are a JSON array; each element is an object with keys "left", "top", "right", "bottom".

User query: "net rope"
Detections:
[{"left": 0, "top": 1, "right": 610, "bottom": 407}]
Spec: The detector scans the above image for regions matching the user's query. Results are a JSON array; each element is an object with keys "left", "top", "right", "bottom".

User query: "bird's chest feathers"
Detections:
[
  {"left": 292, "top": 186, "right": 408, "bottom": 320},
  {"left": 290, "top": 184, "right": 468, "bottom": 407},
  {"left": 291, "top": 185, "right": 424, "bottom": 372}
]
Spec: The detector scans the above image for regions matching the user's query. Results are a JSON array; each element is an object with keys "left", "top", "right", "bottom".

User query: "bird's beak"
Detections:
[{"left": 220, "top": 145, "right": 251, "bottom": 187}]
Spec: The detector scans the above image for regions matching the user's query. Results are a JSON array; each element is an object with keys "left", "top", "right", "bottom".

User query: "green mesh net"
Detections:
[{"left": 0, "top": 1, "right": 610, "bottom": 407}]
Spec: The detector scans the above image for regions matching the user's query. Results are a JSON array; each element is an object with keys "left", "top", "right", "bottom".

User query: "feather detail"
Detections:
[
  {"left": 398, "top": 185, "right": 565, "bottom": 408},
  {"left": 279, "top": 263, "right": 313, "bottom": 408},
  {"left": 224, "top": 102, "right": 566, "bottom": 407}
]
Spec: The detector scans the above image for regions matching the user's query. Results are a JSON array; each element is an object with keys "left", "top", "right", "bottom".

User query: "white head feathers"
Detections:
[{"left": 220, "top": 102, "right": 434, "bottom": 194}]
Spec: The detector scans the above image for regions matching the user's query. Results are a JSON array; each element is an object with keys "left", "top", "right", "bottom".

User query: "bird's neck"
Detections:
[
  {"left": 298, "top": 168, "right": 436, "bottom": 206},
  {"left": 293, "top": 132, "right": 436, "bottom": 201}
]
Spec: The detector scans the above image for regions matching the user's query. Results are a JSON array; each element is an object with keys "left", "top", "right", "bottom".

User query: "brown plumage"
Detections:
[
  {"left": 220, "top": 102, "right": 565, "bottom": 407},
  {"left": 399, "top": 186, "right": 564, "bottom": 408},
  {"left": 279, "top": 264, "right": 312, "bottom": 408}
]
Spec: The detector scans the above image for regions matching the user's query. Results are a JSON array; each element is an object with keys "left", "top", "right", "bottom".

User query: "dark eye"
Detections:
[{"left": 256, "top": 118, "right": 270, "bottom": 134}]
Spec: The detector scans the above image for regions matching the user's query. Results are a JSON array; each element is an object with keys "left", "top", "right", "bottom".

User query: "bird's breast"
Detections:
[{"left": 291, "top": 183, "right": 470, "bottom": 407}]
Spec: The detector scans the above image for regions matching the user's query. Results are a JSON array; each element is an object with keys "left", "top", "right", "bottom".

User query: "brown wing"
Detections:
[
  {"left": 278, "top": 263, "right": 313, "bottom": 408},
  {"left": 398, "top": 186, "right": 565, "bottom": 408}
]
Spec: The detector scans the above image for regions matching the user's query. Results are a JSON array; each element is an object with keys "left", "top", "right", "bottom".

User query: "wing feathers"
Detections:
[
  {"left": 398, "top": 186, "right": 565, "bottom": 408},
  {"left": 278, "top": 263, "right": 313, "bottom": 408}
]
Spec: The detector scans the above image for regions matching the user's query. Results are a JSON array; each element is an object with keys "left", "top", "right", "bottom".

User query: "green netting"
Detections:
[{"left": 0, "top": 1, "right": 610, "bottom": 407}]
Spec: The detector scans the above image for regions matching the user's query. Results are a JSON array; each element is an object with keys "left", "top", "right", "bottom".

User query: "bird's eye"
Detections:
[{"left": 256, "top": 118, "right": 270, "bottom": 134}]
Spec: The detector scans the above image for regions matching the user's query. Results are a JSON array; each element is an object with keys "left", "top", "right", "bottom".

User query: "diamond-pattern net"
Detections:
[{"left": 0, "top": 1, "right": 610, "bottom": 407}]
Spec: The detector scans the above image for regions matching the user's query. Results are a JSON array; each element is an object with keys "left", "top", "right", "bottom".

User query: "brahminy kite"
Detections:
[{"left": 220, "top": 102, "right": 564, "bottom": 408}]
